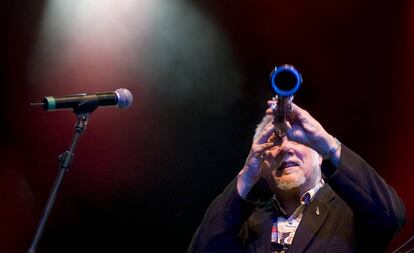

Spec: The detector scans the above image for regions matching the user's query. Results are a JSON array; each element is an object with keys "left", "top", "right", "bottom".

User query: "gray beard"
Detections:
[{"left": 275, "top": 174, "right": 306, "bottom": 191}]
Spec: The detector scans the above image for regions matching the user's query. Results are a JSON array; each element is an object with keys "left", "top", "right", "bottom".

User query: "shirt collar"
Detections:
[
  {"left": 272, "top": 179, "right": 325, "bottom": 215},
  {"left": 300, "top": 179, "right": 325, "bottom": 205}
]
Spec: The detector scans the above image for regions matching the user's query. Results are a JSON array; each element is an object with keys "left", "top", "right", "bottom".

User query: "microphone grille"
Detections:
[{"left": 115, "top": 88, "right": 133, "bottom": 108}]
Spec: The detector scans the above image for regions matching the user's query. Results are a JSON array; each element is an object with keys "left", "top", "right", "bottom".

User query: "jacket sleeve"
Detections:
[
  {"left": 187, "top": 177, "right": 268, "bottom": 253},
  {"left": 321, "top": 145, "right": 406, "bottom": 248}
]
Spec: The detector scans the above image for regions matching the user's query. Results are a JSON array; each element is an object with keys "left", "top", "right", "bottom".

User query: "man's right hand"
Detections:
[{"left": 237, "top": 118, "right": 277, "bottom": 199}]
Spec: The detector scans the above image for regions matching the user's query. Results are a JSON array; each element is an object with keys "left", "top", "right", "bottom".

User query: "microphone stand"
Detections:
[{"left": 27, "top": 100, "right": 99, "bottom": 253}]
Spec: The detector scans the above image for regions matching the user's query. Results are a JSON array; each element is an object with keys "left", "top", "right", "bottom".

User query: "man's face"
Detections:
[{"left": 262, "top": 135, "right": 322, "bottom": 192}]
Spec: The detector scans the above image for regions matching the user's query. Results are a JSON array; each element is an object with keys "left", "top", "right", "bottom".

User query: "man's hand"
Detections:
[
  {"left": 267, "top": 101, "right": 341, "bottom": 165},
  {"left": 237, "top": 120, "right": 277, "bottom": 198}
]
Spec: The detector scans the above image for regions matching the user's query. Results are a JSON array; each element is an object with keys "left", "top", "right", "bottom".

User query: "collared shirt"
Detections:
[{"left": 271, "top": 180, "right": 325, "bottom": 253}]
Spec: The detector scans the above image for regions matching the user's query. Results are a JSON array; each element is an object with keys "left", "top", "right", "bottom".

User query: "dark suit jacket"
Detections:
[{"left": 188, "top": 146, "right": 406, "bottom": 253}]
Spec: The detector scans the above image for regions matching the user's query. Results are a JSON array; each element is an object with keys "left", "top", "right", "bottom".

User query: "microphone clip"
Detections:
[{"left": 73, "top": 97, "right": 99, "bottom": 114}]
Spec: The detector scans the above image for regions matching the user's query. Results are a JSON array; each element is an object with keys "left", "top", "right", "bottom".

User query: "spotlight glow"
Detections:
[{"left": 30, "top": 0, "right": 156, "bottom": 93}]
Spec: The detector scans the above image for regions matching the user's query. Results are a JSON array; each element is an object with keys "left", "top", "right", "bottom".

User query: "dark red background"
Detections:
[{"left": 2, "top": 0, "right": 413, "bottom": 252}]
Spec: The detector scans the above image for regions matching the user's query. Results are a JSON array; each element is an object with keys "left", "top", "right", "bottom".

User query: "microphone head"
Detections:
[{"left": 115, "top": 88, "right": 133, "bottom": 108}]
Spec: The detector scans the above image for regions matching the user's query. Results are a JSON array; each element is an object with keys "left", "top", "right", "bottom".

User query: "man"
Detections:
[{"left": 188, "top": 101, "right": 406, "bottom": 253}]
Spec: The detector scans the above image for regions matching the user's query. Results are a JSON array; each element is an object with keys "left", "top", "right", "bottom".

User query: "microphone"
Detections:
[{"left": 31, "top": 88, "right": 133, "bottom": 112}]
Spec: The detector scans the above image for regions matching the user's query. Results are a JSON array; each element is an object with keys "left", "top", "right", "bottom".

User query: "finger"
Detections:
[
  {"left": 255, "top": 122, "right": 275, "bottom": 144},
  {"left": 272, "top": 119, "right": 292, "bottom": 138},
  {"left": 254, "top": 141, "right": 278, "bottom": 155},
  {"left": 291, "top": 103, "right": 312, "bottom": 121},
  {"left": 265, "top": 108, "right": 273, "bottom": 115},
  {"left": 263, "top": 150, "right": 279, "bottom": 168},
  {"left": 286, "top": 124, "right": 312, "bottom": 147},
  {"left": 266, "top": 100, "right": 277, "bottom": 115},
  {"left": 267, "top": 100, "right": 277, "bottom": 107}
]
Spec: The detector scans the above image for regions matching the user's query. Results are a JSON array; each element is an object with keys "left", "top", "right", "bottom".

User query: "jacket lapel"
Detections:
[
  {"left": 288, "top": 185, "right": 335, "bottom": 253},
  {"left": 246, "top": 201, "right": 275, "bottom": 253},
  {"left": 250, "top": 209, "right": 273, "bottom": 253}
]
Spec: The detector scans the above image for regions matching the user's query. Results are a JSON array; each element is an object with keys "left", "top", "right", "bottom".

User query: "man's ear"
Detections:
[{"left": 318, "top": 153, "right": 323, "bottom": 166}]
